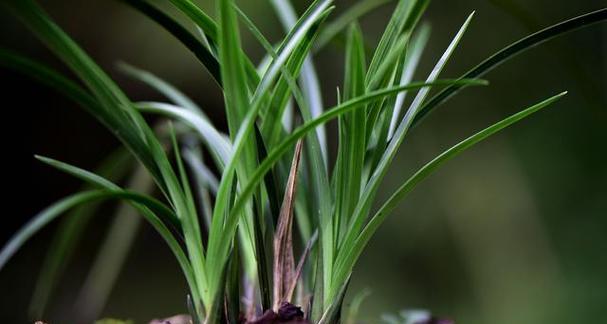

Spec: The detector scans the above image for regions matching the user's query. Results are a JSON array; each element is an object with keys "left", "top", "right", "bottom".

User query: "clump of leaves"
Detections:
[{"left": 1, "top": 0, "right": 605, "bottom": 323}]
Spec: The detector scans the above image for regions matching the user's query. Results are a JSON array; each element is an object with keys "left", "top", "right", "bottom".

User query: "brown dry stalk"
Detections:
[
  {"left": 272, "top": 140, "right": 304, "bottom": 311},
  {"left": 286, "top": 231, "right": 317, "bottom": 302}
]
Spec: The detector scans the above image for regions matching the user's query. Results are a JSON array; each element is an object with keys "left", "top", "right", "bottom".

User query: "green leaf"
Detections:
[
  {"left": 337, "top": 14, "right": 476, "bottom": 292},
  {"left": 0, "top": 39, "right": 206, "bottom": 313},
  {"left": 387, "top": 23, "right": 431, "bottom": 139},
  {"left": 224, "top": 79, "right": 485, "bottom": 282},
  {"left": 315, "top": 0, "right": 394, "bottom": 50},
  {"left": 0, "top": 189, "right": 181, "bottom": 270},
  {"left": 0, "top": 40, "right": 205, "bottom": 306},
  {"left": 118, "top": 63, "right": 206, "bottom": 116},
  {"left": 206, "top": 0, "right": 335, "bottom": 301},
  {"left": 250, "top": 81, "right": 485, "bottom": 195},
  {"left": 34, "top": 156, "right": 181, "bottom": 229},
  {"left": 0, "top": 49, "right": 97, "bottom": 111},
  {"left": 225, "top": 239, "right": 241, "bottom": 323},
  {"left": 75, "top": 165, "right": 153, "bottom": 321},
  {"left": 366, "top": 0, "right": 429, "bottom": 84},
  {"left": 183, "top": 148, "right": 220, "bottom": 194},
  {"left": 170, "top": 124, "right": 202, "bottom": 259},
  {"left": 236, "top": 8, "right": 330, "bottom": 294},
  {"left": 167, "top": 0, "right": 261, "bottom": 88},
  {"left": 35, "top": 156, "right": 119, "bottom": 189},
  {"left": 5, "top": 190, "right": 202, "bottom": 317},
  {"left": 166, "top": 0, "right": 218, "bottom": 43},
  {"left": 334, "top": 91, "right": 568, "bottom": 293},
  {"left": 29, "top": 149, "right": 132, "bottom": 319},
  {"left": 361, "top": 0, "right": 429, "bottom": 173},
  {"left": 182, "top": 147, "right": 217, "bottom": 230},
  {"left": 269, "top": 0, "right": 328, "bottom": 162},
  {"left": 345, "top": 289, "right": 371, "bottom": 324},
  {"left": 208, "top": 0, "right": 260, "bottom": 303},
  {"left": 413, "top": 8, "right": 607, "bottom": 126},
  {"left": 218, "top": 0, "right": 250, "bottom": 136},
  {"left": 32, "top": 154, "right": 205, "bottom": 317},
  {"left": 136, "top": 102, "right": 231, "bottom": 168},
  {"left": 4, "top": 0, "right": 164, "bottom": 186},
  {"left": 253, "top": 2, "right": 336, "bottom": 306},
  {"left": 334, "top": 22, "right": 367, "bottom": 246},
  {"left": 317, "top": 275, "right": 350, "bottom": 324},
  {"left": 118, "top": 0, "right": 221, "bottom": 85},
  {"left": 250, "top": 125, "right": 274, "bottom": 311}
]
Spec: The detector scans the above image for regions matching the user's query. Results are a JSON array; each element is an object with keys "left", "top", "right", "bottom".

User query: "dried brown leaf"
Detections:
[
  {"left": 272, "top": 140, "right": 304, "bottom": 311},
  {"left": 285, "top": 231, "right": 318, "bottom": 302}
]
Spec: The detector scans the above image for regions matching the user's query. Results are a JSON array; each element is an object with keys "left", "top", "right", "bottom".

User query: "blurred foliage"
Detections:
[{"left": 95, "top": 319, "right": 134, "bottom": 324}]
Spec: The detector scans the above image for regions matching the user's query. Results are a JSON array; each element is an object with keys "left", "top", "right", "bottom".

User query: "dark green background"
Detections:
[{"left": 1, "top": 0, "right": 605, "bottom": 323}]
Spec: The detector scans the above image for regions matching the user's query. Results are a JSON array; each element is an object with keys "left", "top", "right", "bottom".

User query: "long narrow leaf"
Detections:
[
  {"left": 315, "top": 0, "right": 394, "bottom": 50},
  {"left": 0, "top": 190, "right": 181, "bottom": 270},
  {"left": 413, "top": 8, "right": 607, "bottom": 126},
  {"left": 334, "top": 22, "right": 367, "bottom": 246},
  {"left": 74, "top": 165, "right": 152, "bottom": 322},
  {"left": 270, "top": 0, "right": 328, "bottom": 163},
  {"left": 34, "top": 156, "right": 181, "bottom": 229},
  {"left": 338, "top": 15, "right": 475, "bottom": 288},
  {"left": 207, "top": 0, "right": 334, "bottom": 299},
  {"left": 225, "top": 79, "right": 486, "bottom": 271},
  {"left": 119, "top": 63, "right": 206, "bottom": 116},
  {"left": 387, "top": 23, "right": 431, "bottom": 139},
  {"left": 167, "top": 0, "right": 261, "bottom": 88},
  {"left": 2, "top": 190, "right": 203, "bottom": 317},
  {"left": 136, "top": 102, "right": 231, "bottom": 167},
  {"left": 118, "top": 0, "right": 221, "bottom": 85},
  {"left": 28, "top": 149, "right": 132, "bottom": 318},
  {"left": 334, "top": 92, "right": 568, "bottom": 286}
]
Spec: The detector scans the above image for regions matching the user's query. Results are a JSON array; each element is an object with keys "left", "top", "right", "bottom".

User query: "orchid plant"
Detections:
[{"left": 1, "top": 0, "right": 605, "bottom": 323}]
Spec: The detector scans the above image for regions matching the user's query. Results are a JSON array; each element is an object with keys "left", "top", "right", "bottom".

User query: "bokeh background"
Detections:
[{"left": 1, "top": 0, "right": 605, "bottom": 323}]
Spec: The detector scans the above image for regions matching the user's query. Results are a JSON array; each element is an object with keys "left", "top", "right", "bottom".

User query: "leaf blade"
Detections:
[
  {"left": 414, "top": 8, "right": 607, "bottom": 126},
  {"left": 334, "top": 91, "right": 568, "bottom": 291}
]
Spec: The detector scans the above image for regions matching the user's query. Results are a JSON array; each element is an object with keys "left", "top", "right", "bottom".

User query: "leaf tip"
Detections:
[
  {"left": 34, "top": 154, "right": 51, "bottom": 163},
  {"left": 461, "top": 10, "right": 476, "bottom": 29},
  {"left": 550, "top": 90, "right": 568, "bottom": 103}
]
